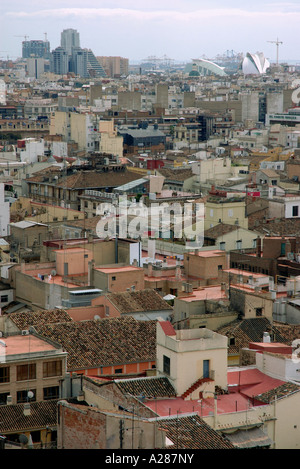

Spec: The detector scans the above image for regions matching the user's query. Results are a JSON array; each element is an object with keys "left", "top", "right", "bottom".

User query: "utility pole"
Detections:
[{"left": 268, "top": 37, "right": 283, "bottom": 65}]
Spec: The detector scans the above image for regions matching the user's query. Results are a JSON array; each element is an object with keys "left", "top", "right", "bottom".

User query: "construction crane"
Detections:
[
  {"left": 14, "top": 35, "right": 29, "bottom": 42},
  {"left": 267, "top": 37, "right": 283, "bottom": 65}
]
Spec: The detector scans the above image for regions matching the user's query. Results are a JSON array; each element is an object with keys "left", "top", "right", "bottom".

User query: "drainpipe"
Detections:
[{"left": 214, "top": 393, "right": 218, "bottom": 429}]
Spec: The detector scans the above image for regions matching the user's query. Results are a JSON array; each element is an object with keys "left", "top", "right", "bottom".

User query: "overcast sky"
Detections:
[{"left": 1, "top": 0, "right": 299, "bottom": 63}]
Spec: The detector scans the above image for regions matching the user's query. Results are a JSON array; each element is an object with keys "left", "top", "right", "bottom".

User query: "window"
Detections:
[
  {"left": 236, "top": 240, "right": 242, "bottom": 250},
  {"left": 163, "top": 355, "right": 170, "bottom": 375},
  {"left": 43, "top": 360, "right": 62, "bottom": 378},
  {"left": 43, "top": 386, "right": 60, "bottom": 400},
  {"left": 0, "top": 392, "right": 10, "bottom": 405},
  {"left": 292, "top": 206, "right": 299, "bottom": 217},
  {"left": 17, "top": 364, "right": 36, "bottom": 381},
  {"left": 112, "top": 276, "right": 116, "bottom": 281},
  {"left": 220, "top": 242, "right": 226, "bottom": 251},
  {"left": 218, "top": 265, "right": 223, "bottom": 270},
  {"left": 0, "top": 367, "right": 9, "bottom": 383},
  {"left": 256, "top": 308, "right": 263, "bottom": 317},
  {"left": 229, "top": 337, "right": 236, "bottom": 346},
  {"left": 114, "top": 368, "right": 123, "bottom": 374},
  {"left": 105, "top": 306, "right": 109, "bottom": 317},
  {"left": 0, "top": 295, "right": 8, "bottom": 303},
  {"left": 17, "top": 389, "right": 36, "bottom": 403}
]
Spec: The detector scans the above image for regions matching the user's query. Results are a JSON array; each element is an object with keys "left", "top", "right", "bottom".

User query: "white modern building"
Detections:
[
  {"left": 242, "top": 52, "right": 270, "bottom": 75},
  {"left": 0, "top": 184, "right": 10, "bottom": 237}
]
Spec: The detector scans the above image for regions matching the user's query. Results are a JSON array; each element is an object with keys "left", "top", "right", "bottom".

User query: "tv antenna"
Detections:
[{"left": 267, "top": 37, "right": 283, "bottom": 65}]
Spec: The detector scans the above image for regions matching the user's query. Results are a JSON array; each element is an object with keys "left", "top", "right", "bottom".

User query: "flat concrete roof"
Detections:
[{"left": 0, "top": 335, "right": 57, "bottom": 357}]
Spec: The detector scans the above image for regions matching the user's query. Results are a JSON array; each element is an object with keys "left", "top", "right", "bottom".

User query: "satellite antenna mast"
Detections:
[{"left": 267, "top": 37, "right": 283, "bottom": 65}]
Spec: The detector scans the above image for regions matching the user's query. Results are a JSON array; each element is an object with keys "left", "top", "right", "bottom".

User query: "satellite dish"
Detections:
[
  {"left": 51, "top": 270, "right": 57, "bottom": 276},
  {"left": 19, "top": 434, "right": 28, "bottom": 445},
  {"left": 27, "top": 391, "right": 34, "bottom": 399},
  {"left": 94, "top": 315, "right": 101, "bottom": 321}
]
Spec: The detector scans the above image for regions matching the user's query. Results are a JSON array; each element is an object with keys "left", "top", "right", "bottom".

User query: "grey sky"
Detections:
[{"left": 1, "top": 1, "right": 299, "bottom": 62}]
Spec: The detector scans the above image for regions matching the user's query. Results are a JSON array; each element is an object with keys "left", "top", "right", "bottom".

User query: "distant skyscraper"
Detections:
[
  {"left": 71, "top": 48, "right": 89, "bottom": 78},
  {"left": 86, "top": 50, "right": 106, "bottom": 78},
  {"left": 50, "top": 28, "right": 106, "bottom": 78},
  {"left": 22, "top": 40, "right": 50, "bottom": 59},
  {"left": 61, "top": 29, "right": 80, "bottom": 56},
  {"left": 51, "top": 47, "right": 69, "bottom": 75},
  {"left": 26, "top": 58, "right": 45, "bottom": 79},
  {"left": 97, "top": 56, "right": 129, "bottom": 77}
]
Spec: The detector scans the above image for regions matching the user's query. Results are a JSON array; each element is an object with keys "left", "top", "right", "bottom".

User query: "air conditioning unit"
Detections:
[{"left": 21, "top": 330, "right": 30, "bottom": 336}]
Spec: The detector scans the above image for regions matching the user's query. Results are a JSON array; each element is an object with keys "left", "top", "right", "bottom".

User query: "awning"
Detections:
[
  {"left": 223, "top": 426, "right": 273, "bottom": 449},
  {"left": 163, "top": 294, "right": 176, "bottom": 301}
]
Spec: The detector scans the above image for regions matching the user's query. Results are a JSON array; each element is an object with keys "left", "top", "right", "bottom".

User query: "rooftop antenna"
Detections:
[{"left": 267, "top": 37, "right": 283, "bottom": 65}]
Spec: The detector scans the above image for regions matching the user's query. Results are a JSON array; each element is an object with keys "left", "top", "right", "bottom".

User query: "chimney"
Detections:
[
  {"left": 23, "top": 403, "right": 31, "bottom": 416},
  {"left": 175, "top": 264, "right": 181, "bottom": 279},
  {"left": 256, "top": 236, "right": 262, "bottom": 258},
  {"left": 148, "top": 262, "right": 153, "bottom": 277},
  {"left": 88, "top": 260, "right": 95, "bottom": 286},
  {"left": 77, "top": 391, "right": 85, "bottom": 402}
]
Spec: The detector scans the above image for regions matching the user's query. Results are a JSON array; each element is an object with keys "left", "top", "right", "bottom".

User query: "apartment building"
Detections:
[
  {"left": 0, "top": 332, "right": 67, "bottom": 405},
  {"left": 97, "top": 56, "right": 129, "bottom": 78}
]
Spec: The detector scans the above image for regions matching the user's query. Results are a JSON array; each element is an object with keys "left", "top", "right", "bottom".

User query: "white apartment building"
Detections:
[{"left": 0, "top": 184, "right": 10, "bottom": 237}]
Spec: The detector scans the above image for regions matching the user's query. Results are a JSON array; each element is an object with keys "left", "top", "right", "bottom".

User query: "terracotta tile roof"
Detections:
[
  {"left": 222, "top": 426, "right": 273, "bottom": 449},
  {"left": 106, "top": 289, "right": 173, "bottom": 314},
  {"left": 115, "top": 377, "right": 177, "bottom": 399},
  {"left": 269, "top": 322, "right": 300, "bottom": 345},
  {"left": 259, "top": 168, "right": 280, "bottom": 178},
  {"left": 217, "top": 318, "right": 288, "bottom": 354},
  {"left": 157, "top": 168, "right": 194, "bottom": 182},
  {"left": 33, "top": 316, "right": 157, "bottom": 371},
  {"left": 255, "top": 381, "right": 300, "bottom": 404},
  {"left": 255, "top": 218, "right": 300, "bottom": 236},
  {"left": 204, "top": 222, "right": 239, "bottom": 239},
  {"left": 157, "top": 414, "right": 235, "bottom": 449},
  {"left": 26, "top": 168, "right": 142, "bottom": 189},
  {"left": 61, "top": 216, "right": 102, "bottom": 230},
  {"left": 7, "top": 308, "right": 73, "bottom": 330},
  {"left": 0, "top": 399, "right": 58, "bottom": 433}
]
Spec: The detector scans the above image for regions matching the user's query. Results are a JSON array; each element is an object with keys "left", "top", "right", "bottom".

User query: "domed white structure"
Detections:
[
  {"left": 186, "top": 58, "right": 227, "bottom": 77},
  {"left": 242, "top": 52, "right": 270, "bottom": 75}
]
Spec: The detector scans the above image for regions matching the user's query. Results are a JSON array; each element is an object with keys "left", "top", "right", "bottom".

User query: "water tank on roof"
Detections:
[{"left": 263, "top": 332, "right": 271, "bottom": 343}]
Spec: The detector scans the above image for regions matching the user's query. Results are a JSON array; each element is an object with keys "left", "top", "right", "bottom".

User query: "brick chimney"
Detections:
[{"left": 256, "top": 236, "right": 262, "bottom": 257}]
